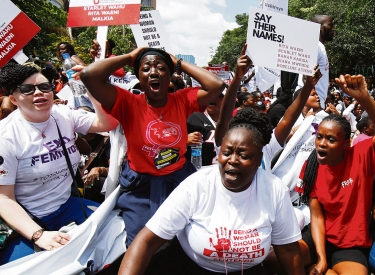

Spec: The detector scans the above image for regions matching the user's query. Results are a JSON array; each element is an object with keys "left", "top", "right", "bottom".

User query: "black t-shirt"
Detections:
[
  {"left": 186, "top": 112, "right": 216, "bottom": 166},
  {"left": 267, "top": 103, "right": 286, "bottom": 128}
]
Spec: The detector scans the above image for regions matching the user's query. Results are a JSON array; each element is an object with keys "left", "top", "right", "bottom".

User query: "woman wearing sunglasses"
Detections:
[{"left": 0, "top": 63, "right": 118, "bottom": 264}]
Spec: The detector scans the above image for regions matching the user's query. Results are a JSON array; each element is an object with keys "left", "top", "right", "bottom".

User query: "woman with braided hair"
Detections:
[
  {"left": 0, "top": 63, "right": 118, "bottom": 264},
  {"left": 118, "top": 103, "right": 304, "bottom": 275},
  {"left": 296, "top": 74, "right": 375, "bottom": 275}
]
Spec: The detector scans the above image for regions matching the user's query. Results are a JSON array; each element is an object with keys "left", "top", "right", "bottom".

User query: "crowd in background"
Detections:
[{"left": 1, "top": 13, "right": 375, "bottom": 275}]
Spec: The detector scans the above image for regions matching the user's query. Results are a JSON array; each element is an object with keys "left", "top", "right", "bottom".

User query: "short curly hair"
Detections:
[
  {"left": 228, "top": 107, "right": 273, "bottom": 146},
  {"left": 0, "top": 63, "right": 39, "bottom": 94}
]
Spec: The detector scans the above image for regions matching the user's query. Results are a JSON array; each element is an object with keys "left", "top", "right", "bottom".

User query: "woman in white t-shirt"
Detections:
[
  {"left": 0, "top": 63, "right": 118, "bottom": 264},
  {"left": 118, "top": 100, "right": 304, "bottom": 274}
]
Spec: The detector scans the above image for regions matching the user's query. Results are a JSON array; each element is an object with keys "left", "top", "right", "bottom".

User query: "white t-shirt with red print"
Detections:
[{"left": 146, "top": 165, "right": 301, "bottom": 273}]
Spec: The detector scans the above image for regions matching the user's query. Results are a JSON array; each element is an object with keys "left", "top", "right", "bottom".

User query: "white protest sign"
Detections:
[
  {"left": 206, "top": 64, "right": 229, "bottom": 80},
  {"left": 246, "top": 7, "right": 320, "bottom": 75},
  {"left": 95, "top": 26, "right": 108, "bottom": 61},
  {"left": 13, "top": 50, "right": 29, "bottom": 65},
  {"left": 262, "top": 0, "right": 288, "bottom": 15},
  {"left": 109, "top": 75, "right": 132, "bottom": 90},
  {"left": 130, "top": 10, "right": 171, "bottom": 52},
  {"left": 255, "top": 66, "right": 280, "bottom": 92},
  {"left": 254, "top": 0, "right": 287, "bottom": 92},
  {"left": 191, "top": 77, "right": 200, "bottom": 88}
]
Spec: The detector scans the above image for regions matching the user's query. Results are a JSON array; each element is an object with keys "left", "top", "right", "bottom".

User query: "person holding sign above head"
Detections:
[
  {"left": 296, "top": 15, "right": 334, "bottom": 109},
  {"left": 215, "top": 44, "right": 322, "bottom": 173},
  {"left": 80, "top": 47, "right": 225, "bottom": 247}
]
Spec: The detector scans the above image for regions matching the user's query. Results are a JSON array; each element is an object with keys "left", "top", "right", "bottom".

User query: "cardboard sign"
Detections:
[
  {"left": 67, "top": 0, "right": 141, "bottom": 27},
  {"left": 130, "top": 10, "right": 171, "bottom": 52},
  {"left": 0, "top": 0, "right": 40, "bottom": 67},
  {"left": 95, "top": 26, "right": 108, "bottom": 61},
  {"left": 254, "top": 0, "right": 287, "bottom": 92},
  {"left": 206, "top": 64, "right": 229, "bottom": 80},
  {"left": 262, "top": 0, "right": 288, "bottom": 15},
  {"left": 255, "top": 66, "right": 280, "bottom": 92},
  {"left": 246, "top": 7, "right": 320, "bottom": 75}
]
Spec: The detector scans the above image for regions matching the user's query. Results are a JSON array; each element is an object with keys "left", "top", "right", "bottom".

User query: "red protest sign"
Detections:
[
  {"left": 206, "top": 64, "right": 230, "bottom": 80},
  {"left": 67, "top": 0, "right": 141, "bottom": 27},
  {"left": 0, "top": 0, "right": 40, "bottom": 68}
]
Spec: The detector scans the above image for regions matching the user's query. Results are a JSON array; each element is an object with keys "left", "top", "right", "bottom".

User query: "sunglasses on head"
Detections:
[{"left": 12, "top": 82, "right": 52, "bottom": 95}]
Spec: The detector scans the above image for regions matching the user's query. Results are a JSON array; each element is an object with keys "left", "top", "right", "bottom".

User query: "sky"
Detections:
[{"left": 157, "top": 0, "right": 260, "bottom": 66}]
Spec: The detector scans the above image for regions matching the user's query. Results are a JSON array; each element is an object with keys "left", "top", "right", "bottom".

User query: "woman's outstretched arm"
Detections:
[
  {"left": 215, "top": 44, "right": 252, "bottom": 146},
  {"left": 274, "top": 65, "right": 322, "bottom": 146},
  {"left": 336, "top": 74, "right": 375, "bottom": 148}
]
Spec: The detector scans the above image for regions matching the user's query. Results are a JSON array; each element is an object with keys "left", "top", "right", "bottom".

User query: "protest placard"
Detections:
[
  {"left": 253, "top": 0, "right": 286, "bottom": 92},
  {"left": 67, "top": 0, "right": 141, "bottom": 27},
  {"left": 206, "top": 65, "right": 228, "bottom": 79},
  {"left": 130, "top": 10, "right": 172, "bottom": 52},
  {"left": 0, "top": 0, "right": 40, "bottom": 67},
  {"left": 246, "top": 7, "right": 320, "bottom": 75},
  {"left": 262, "top": 0, "right": 288, "bottom": 15}
]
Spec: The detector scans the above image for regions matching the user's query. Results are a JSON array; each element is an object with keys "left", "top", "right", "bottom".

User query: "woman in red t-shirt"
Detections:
[
  {"left": 298, "top": 74, "right": 375, "bottom": 275},
  {"left": 80, "top": 47, "right": 225, "bottom": 247}
]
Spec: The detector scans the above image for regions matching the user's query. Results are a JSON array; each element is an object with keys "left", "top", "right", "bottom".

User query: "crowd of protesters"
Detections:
[{"left": 1, "top": 11, "right": 375, "bottom": 275}]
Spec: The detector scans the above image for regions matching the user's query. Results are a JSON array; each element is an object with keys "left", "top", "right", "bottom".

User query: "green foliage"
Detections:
[
  {"left": 211, "top": 0, "right": 375, "bottom": 78},
  {"left": 12, "top": 0, "right": 68, "bottom": 62},
  {"left": 288, "top": 0, "right": 375, "bottom": 77},
  {"left": 210, "top": 13, "right": 248, "bottom": 70},
  {"left": 288, "top": 0, "right": 316, "bottom": 19},
  {"left": 11, "top": 0, "right": 139, "bottom": 70}
]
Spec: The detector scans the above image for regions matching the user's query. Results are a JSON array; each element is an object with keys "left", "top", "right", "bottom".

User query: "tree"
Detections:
[
  {"left": 12, "top": 0, "right": 69, "bottom": 62},
  {"left": 210, "top": 14, "right": 248, "bottom": 70},
  {"left": 288, "top": 0, "right": 375, "bottom": 77},
  {"left": 11, "top": 0, "right": 140, "bottom": 69}
]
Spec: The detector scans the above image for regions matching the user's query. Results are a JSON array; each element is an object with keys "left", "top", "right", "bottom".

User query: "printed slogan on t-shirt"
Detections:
[{"left": 203, "top": 227, "right": 265, "bottom": 263}]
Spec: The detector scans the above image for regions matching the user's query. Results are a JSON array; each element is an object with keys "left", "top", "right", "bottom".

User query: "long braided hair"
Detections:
[
  {"left": 228, "top": 107, "right": 273, "bottom": 146},
  {"left": 300, "top": 114, "right": 351, "bottom": 204}
]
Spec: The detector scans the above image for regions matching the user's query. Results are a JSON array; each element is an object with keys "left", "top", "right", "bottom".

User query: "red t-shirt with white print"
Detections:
[
  {"left": 296, "top": 138, "right": 375, "bottom": 248},
  {"left": 104, "top": 86, "right": 202, "bottom": 176}
]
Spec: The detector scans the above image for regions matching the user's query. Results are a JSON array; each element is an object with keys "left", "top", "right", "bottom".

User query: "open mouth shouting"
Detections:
[
  {"left": 316, "top": 149, "right": 328, "bottom": 163},
  {"left": 224, "top": 167, "right": 241, "bottom": 182},
  {"left": 150, "top": 81, "right": 161, "bottom": 92}
]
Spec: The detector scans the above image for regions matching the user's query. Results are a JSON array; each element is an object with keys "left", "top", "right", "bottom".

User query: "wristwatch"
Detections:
[{"left": 31, "top": 228, "right": 44, "bottom": 243}]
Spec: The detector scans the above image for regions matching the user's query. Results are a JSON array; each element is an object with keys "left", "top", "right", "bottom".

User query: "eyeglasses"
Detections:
[{"left": 12, "top": 82, "right": 52, "bottom": 95}]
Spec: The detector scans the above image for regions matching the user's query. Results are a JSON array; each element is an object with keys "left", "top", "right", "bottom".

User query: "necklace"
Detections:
[
  {"left": 147, "top": 99, "right": 168, "bottom": 120},
  {"left": 27, "top": 116, "right": 51, "bottom": 138}
]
